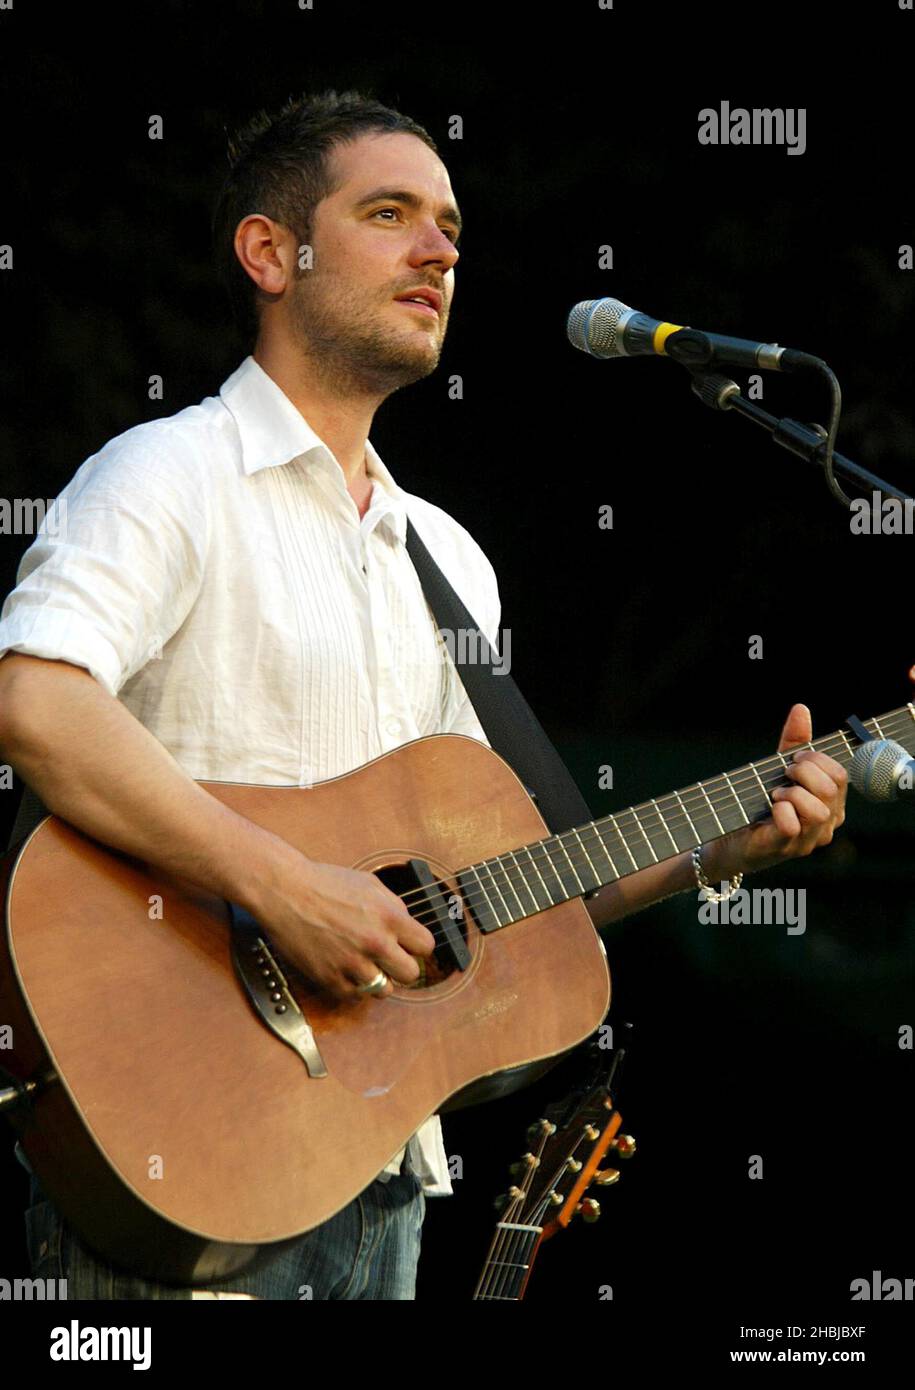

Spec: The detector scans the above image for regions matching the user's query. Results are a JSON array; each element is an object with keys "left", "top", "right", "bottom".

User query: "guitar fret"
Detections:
[
  {"left": 536, "top": 840, "right": 570, "bottom": 901},
  {"left": 695, "top": 780, "right": 725, "bottom": 836},
  {"left": 872, "top": 717, "right": 887, "bottom": 737},
  {"left": 650, "top": 797, "right": 679, "bottom": 855},
  {"left": 591, "top": 822, "right": 622, "bottom": 881},
  {"left": 507, "top": 849, "right": 541, "bottom": 916},
  {"left": 721, "top": 770, "right": 750, "bottom": 825},
  {"left": 556, "top": 833, "right": 586, "bottom": 894},
  {"left": 601, "top": 815, "right": 633, "bottom": 875},
  {"left": 838, "top": 730, "right": 855, "bottom": 760},
  {"left": 542, "top": 842, "right": 573, "bottom": 900},
  {"left": 495, "top": 854, "right": 528, "bottom": 918},
  {"left": 464, "top": 866, "right": 501, "bottom": 933},
  {"left": 748, "top": 761, "right": 773, "bottom": 806},
  {"left": 479, "top": 861, "right": 513, "bottom": 926},
  {"left": 612, "top": 817, "right": 640, "bottom": 872},
  {"left": 671, "top": 788, "right": 700, "bottom": 846},
  {"left": 630, "top": 807, "right": 658, "bottom": 863},
  {"left": 571, "top": 828, "right": 602, "bottom": 891},
  {"left": 519, "top": 845, "right": 553, "bottom": 911}
]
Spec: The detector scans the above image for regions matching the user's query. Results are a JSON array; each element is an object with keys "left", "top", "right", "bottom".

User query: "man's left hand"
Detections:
[{"left": 700, "top": 703, "right": 847, "bottom": 884}]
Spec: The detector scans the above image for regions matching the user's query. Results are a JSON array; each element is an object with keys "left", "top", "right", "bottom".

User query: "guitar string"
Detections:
[
  {"left": 475, "top": 1196, "right": 532, "bottom": 1300},
  {"left": 473, "top": 1153, "right": 540, "bottom": 1299},
  {"left": 394, "top": 726, "right": 864, "bottom": 914},
  {"left": 478, "top": 1132, "right": 589, "bottom": 1300},
  {"left": 476, "top": 1126, "right": 558, "bottom": 1301},
  {"left": 480, "top": 1180, "right": 564, "bottom": 1302},
  {"left": 390, "top": 713, "right": 913, "bottom": 938},
  {"left": 477, "top": 1200, "right": 541, "bottom": 1302},
  {"left": 395, "top": 706, "right": 911, "bottom": 907},
  {"left": 395, "top": 725, "right": 906, "bottom": 939},
  {"left": 490, "top": 1120, "right": 614, "bottom": 1299}
]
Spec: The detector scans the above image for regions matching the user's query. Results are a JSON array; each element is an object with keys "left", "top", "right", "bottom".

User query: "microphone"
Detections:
[
  {"left": 566, "top": 297, "right": 823, "bottom": 373},
  {"left": 849, "top": 739, "right": 915, "bottom": 803}
]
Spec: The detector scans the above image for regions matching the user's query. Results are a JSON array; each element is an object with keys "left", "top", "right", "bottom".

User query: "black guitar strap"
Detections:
[{"left": 405, "top": 517, "right": 593, "bottom": 837}]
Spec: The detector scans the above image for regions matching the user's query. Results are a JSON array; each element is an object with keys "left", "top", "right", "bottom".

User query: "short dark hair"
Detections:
[{"left": 211, "top": 89, "right": 440, "bottom": 348}]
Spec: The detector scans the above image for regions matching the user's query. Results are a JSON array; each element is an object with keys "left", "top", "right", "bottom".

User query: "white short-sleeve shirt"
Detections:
[{"left": 0, "top": 353, "right": 503, "bottom": 1195}]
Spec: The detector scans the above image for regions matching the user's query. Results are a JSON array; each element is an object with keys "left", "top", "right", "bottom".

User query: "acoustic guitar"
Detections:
[{"left": 1, "top": 705, "right": 910, "bottom": 1284}]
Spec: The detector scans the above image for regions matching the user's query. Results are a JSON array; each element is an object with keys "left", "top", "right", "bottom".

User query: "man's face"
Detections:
[{"left": 286, "top": 131, "right": 461, "bottom": 394}]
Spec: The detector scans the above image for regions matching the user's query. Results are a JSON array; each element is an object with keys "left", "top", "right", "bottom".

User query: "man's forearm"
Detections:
[
  {"left": 0, "top": 654, "right": 300, "bottom": 916},
  {"left": 585, "top": 849, "right": 698, "bottom": 930},
  {"left": 584, "top": 831, "right": 744, "bottom": 930}
]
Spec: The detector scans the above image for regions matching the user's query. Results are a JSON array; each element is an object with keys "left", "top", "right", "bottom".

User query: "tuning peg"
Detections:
[
  {"left": 509, "top": 1153, "right": 540, "bottom": 1178},
  {"left": 575, "top": 1198, "right": 601, "bottom": 1223},
  {"left": 493, "top": 1185, "right": 523, "bottom": 1213},
  {"left": 593, "top": 1167, "right": 620, "bottom": 1186},
  {"left": 610, "top": 1133, "right": 636, "bottom": 1159},
  {"left": 526, "top": 1120, "right": 556, "bottom": 1145}
]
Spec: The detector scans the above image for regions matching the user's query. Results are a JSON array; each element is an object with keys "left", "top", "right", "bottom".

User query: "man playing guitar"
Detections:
[{"left": 0, "top": 89, "right": 847, "bottom": 1299}]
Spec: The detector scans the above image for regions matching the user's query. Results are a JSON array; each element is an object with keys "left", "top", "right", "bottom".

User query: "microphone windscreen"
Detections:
[{"left": 850, "top": 739, "right": 910, "bottom": 802}]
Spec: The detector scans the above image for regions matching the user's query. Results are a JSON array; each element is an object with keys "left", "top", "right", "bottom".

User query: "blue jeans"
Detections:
[{"left": 22, "top": 1158, "right": 426, "bottom": 1300}]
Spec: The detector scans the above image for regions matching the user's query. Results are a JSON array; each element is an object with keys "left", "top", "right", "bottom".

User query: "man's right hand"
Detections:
[{"left": 252, "top": 856, "right": 437, "bottom": 1001}]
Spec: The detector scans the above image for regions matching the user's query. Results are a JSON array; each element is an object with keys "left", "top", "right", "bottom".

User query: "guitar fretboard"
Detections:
[{"left": 456, "top": 703, "right": 915, "bottom": 932}]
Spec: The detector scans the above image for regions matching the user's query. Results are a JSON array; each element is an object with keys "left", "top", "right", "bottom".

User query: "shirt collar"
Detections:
[{"left": 219, "top": 354, "right": 408, "bottom": 545}]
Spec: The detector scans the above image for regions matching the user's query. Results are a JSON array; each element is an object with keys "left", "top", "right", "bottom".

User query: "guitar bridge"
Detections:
[{"left": 228, "top": 903, "right": 328, "bottom": 1078}]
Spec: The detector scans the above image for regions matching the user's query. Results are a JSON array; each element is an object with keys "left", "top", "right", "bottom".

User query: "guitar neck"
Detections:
[
  {"left": 457, "top": 703, "right": 915, "bottom": 932},
  {"left": 473, "top": 1056, "right": 628, "bottom": 1301},
  {"left": 474, "top": 1221, "right": 542, "bottom": 1301}
]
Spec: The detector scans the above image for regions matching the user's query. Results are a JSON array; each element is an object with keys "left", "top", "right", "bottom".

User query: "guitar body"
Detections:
[{"left": 0, "top": 734, "right": 610, "bottom": 1284}]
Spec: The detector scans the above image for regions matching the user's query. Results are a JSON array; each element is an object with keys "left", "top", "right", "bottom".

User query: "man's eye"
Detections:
[{"left": 373, "top": 209, "right": 460, "bottom": 245}]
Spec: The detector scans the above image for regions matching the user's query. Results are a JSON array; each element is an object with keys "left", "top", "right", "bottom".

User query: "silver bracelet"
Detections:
[{"left": 691, "top": 845, "right": 743, "bottom": 902}]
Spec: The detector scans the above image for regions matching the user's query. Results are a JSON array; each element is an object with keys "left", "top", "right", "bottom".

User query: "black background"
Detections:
[{"left": 0, "top": 0, "right": 913, "bottom": 1360}]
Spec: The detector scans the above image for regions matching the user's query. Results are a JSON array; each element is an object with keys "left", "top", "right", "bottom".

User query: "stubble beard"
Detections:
[{"left": 288, "top": 270, "right": 444, "bottom": 398}]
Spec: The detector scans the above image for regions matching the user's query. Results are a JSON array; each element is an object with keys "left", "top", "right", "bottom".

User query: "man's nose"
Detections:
[{"left": 410, "top": 225, "right": 459, "bottom": 271}]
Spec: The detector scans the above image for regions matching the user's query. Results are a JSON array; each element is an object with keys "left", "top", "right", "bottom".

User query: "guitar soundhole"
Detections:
[{"left": 373, "top": 861, "right": 471, "bottom": 989}]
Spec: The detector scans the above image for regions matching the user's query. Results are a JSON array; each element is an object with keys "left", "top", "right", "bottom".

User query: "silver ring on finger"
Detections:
[{"left": 356, "top": 969, "right": 389, "bottom": 997}]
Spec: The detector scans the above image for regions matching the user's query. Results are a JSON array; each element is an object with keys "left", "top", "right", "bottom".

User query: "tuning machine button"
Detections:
[
  {"left": 576, "top": 1198, "right": 601, "bottom": 1223},
  {"left": 526, "top": 1120, "right": 556, "bottom": 1145}
]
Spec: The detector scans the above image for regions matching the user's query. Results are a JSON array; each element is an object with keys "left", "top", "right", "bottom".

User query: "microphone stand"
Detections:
[{"left": 686, "top": 368, "right": 914, "bottom": 506}]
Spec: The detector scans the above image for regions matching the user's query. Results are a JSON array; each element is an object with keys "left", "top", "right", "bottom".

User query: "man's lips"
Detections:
[{"left": 395, "top": 300, "right": 439, "bottom": 318}]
